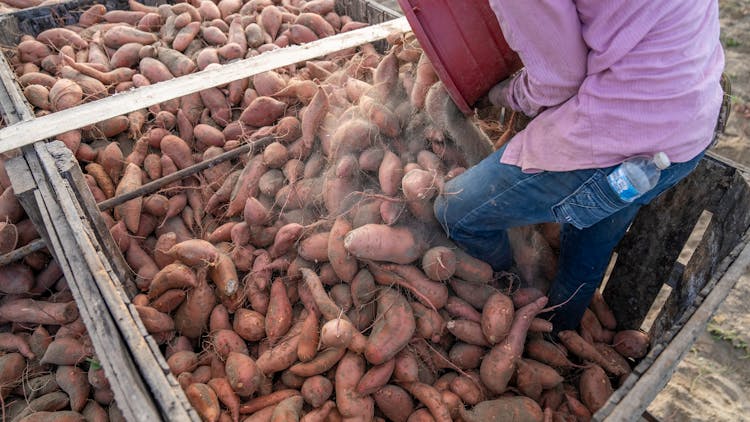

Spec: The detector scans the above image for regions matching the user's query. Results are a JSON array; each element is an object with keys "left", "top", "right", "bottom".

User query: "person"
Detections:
[{"left": 433, "top": 1, "right": 727, "bottom": 333}]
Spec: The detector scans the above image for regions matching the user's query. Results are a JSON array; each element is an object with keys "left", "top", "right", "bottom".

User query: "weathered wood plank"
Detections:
[
  {"left": 5, "top": 146, "right": 164, "bottom": 421},
  {"left": 0, "top": 17, "right": 410, "bottom": 153},
  {"left": 34, "top": 141, "right": 199, "bottom": 421},
  {"left": 0, "top": 51, "right": 34, "bottom": 123},
  {"left": 51, "top": 142, "right": 137, "bottom": 296}
]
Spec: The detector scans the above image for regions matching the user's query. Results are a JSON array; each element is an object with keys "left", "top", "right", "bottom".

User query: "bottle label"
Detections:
[{"left": 607, "top": 168, "right": 639, "bottom": 202}]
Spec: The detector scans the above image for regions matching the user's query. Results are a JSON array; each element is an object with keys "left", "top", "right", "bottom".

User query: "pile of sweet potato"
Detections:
[
  {"left": 9, "top": 0, "right": 370, "bottom": 165},
  {"left": 0, "top": 221, "right": 127, "bottom": 421},
  {"left": 2, "top": 1, "right": 657, "bottom": 421}
]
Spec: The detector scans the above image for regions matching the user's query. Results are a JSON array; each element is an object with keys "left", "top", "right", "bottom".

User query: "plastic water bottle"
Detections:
[{"left": 606, "top": 152, "right": 671, "bottom": 202}]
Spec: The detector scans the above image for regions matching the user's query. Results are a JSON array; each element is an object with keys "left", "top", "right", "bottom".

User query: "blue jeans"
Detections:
[{"left": 433, "top": 146, "right": 705, "bottom": 332}]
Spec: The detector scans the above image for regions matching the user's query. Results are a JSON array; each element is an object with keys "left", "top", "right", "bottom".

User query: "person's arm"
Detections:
[{"left": 489, "top": 0, "right": 588, "bottom": 116}]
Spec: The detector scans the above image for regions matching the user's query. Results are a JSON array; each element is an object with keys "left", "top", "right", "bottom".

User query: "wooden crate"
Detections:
[
  {"left": 0, "top": 0, "right": 167, "bottom": 45},
  {"left": 1, "top": 1, "right": 748, "bottom": 420}
]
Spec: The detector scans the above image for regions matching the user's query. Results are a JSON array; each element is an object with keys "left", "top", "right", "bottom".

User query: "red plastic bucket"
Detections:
[{"left": 397, "top": 0, "right": 522, "bottom": 115}]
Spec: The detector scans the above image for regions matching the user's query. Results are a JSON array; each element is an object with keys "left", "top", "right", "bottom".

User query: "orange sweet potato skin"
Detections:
[
  {"left": 364, "top": 288, "right": 415, "bottom": 365},
  {"left": 480, "top": 296, "right": 548, "bottom": 394}
]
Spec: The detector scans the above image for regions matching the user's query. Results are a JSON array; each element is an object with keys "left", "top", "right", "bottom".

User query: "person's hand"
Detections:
[{"left": 488, "top": 79, "right": 512, "bottom": 109}]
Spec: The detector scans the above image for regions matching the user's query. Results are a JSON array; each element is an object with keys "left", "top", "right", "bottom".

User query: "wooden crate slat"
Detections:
[
  {"left": 0, "top": 17, "right": 410, "bottom": 154},
  {"left": 37, "top": 141, "right": 200, "bottom": 421},
  {"left": 6, "top": 150, "right": 163, "bottom": 422}
]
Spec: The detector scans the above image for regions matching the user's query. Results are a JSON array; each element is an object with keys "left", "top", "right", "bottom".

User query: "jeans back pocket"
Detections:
[{"left": 551, "top": 170, "right": 629, "bottom": 229}]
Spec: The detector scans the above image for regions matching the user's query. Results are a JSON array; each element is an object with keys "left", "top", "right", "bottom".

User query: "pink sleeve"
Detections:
[{"left": 490, "top": 0, "right": 588, "bottom": 116}]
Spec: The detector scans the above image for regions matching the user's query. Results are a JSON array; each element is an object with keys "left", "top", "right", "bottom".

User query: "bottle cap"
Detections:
[{"left": 653, "top": 152, "right": 670, "bottom": 170}]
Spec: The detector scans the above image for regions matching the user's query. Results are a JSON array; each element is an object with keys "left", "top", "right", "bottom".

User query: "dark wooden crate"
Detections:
[{"left": 0, "top": 0, "right": 170, "bottom": 46}]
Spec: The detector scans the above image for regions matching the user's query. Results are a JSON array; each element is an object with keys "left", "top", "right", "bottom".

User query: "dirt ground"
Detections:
[
  {"left": 647, "top": 1, "right": 750, "bottom": 420},
  {"left": 385, "top": 0, "right": 750, "bottom": 419}
]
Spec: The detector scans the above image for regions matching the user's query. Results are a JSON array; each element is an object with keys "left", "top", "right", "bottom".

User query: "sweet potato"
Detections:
[
  {"left": 147, "top": 262, "right": 197, "bottom": 299},
  {"left": 329, "top": 119, "right": 376, "bottom": 160},
  {"left": 344, "top": 224, "right": 427, "bottom": 264},
  {"left": 444, "top": 296, "right": 481, "bottom": 323},
  {"left": 40, "top": 337, "right": 92, "bottom": 366},
  {"left": 323, "top": 216, "right": 357, "bottom": 282},
  {"left": 256, "top": 319, "right": 304, "bottom": 375},
  {"left": 1, "top": 352, "right": 26, "bottom": 396},
  {"left": 525, "top": 339, "right": 576, "bottom": 368},
  {"left": 419, "top": 246, "right": 455, "bottom": 281},
  {"left": 296, "top": 231, "right": 329, "bottom": 263},
  {"left": 225, "top": 352, "right": 262, "bottom": 397},
  {"left": 49, "top": 78, "right": 83, "bottom": 111},
  {"left": 289, "top": 347, "right": 346, "bottom": 377},
  {"left": 103, "top": 26, "right": 158, "bottom": 48},
  {"left": 55, "top": 366, "right": 89, "bottom": 412},
  {"left": 268, "top": 395, "right": 303, "bottom": 421},
  {"left": 187, "top": 383, "right": 221, "bottom": 422},
  {"left": 227, "top": 155, "right": 267, "bottom": 217},
  {"left": 233, "top": 308, "right": 265, "bottom": 342},
  {"left": 0, "top": 262, "right": 34, "bottom": 294},
  {"left": 0, "top": 332, "right": 34, "bottom": 359},
  {"left": 356, "top": 357, "right": 396, "bottom": 396},
  {"left": 240, "top": 96, "right": 286, "bottom": 127},
  {"left": 361, "top": 286, "right": 415, "bottom": 360},
  {"left": 266, "top": 278, "right": 293, "bottom": 344},
  {"left": 459, "top": 396, "right": 544, "bottom": 422},
  {"left": 267, "top": 223, "right": 303, "bottom": 259},
  {"left": 208, "top": 378, "right": 240, "bottom": 422},
  {"left": 446, "top": 319, "right": 489, "bottom": 347},
  {"left": 516, "top": 358, "right": 564, "bottom": 402},
  {"left": 212, "top": 329, "right": 249, "bottom": 359},
  {"left": 167, "top": 239, "right": 221, "bottom": 267},
  {"left": 480, "top": 296, "right": 548, "bottom": 394},
  {"left": 579, "top": 364, "right": 613, "bottom": 414},
  {"left": 412, "top": 301, "right": 444, "bottom": 342},
  {"left": 594, "top": 343, "right": 632, "bottom": 377},
  {"left": 447, "top": 375, "right": 484, "bottom": 406},
  {"left": 373, "top": 263, "right": 449, "bottom": 310},
  {"left": 200, "top": 87, "right": 231, "bottom": 126},
  {"left": 167, "top": 350, "right": 199, "bottom": 376},
  {"left": 401, "top": 382, "right": 451, "bottom": 422},
  {"left": 298, "top": 86, "right": 329, "bottom": 149},
  {"left": 209, "top": 253, "right": 240, "bottom": 300},
  {"left": 481, "top": 292, "right": 514, "bottom": 344},
  {"left": 300, "top": 375, "right": 333, "bottom": 408},
  {"left": 373, "top": 384, "right": 413, "bottom": 422},
  {"left": 558, "top": 330, "right": 626, "bottom": 376},
  {"left": 112, "top": 163, "right": 143, "bottom": 233},
  {"left": 240, "top": 390, "right": 301, "bottom": 415},
  {"left": 0, "top": 298, "right": 79, "bottom": 325},
  {"left": 319, "top": 318, "right": 365, "bottom": 353},
  {"left": 174, "top": 278, "right": 216, "bottom": 339},
  {"left": 136, "top": 305, "right": 175, "bottom": 333},
  {"left": 613, "top": 330, "right": 650, "bottom": 359},
  {"left": 335, "top": 351, "right": 374, "bottom": 420},
  {"left": 297, "top": 310, "right": 320, "bottom": 362},
  {"left": 450, "top": 248, "right": 494, "bottom": 283},
  {"left": 590, "top": 291, "right": 617, "bottom": 330},
  {"left": 299, "top": 400, "right": 335, "bottom": 422},
  {"left": 448, "top": 342, "right": 484, "bottom": 370},
  {"left": 38, "top": 27, "right": 87, "bottom": 49}
]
